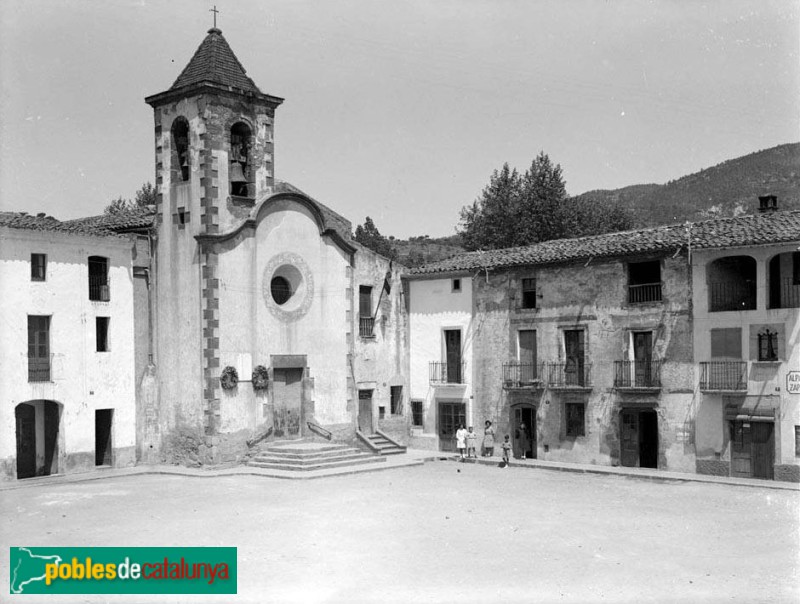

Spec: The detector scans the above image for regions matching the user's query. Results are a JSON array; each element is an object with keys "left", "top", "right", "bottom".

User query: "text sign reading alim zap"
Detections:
[{"left": 9, "top": 547, "right": 237, "bottom": 595}]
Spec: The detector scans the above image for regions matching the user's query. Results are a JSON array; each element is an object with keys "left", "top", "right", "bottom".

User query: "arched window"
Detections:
[
  {"left": 706, "top": 256, "right": 756, "bottom": 312},
  {"left": 171, "top": 117, "right": 190, "bottom": 182},
  {"left": 230, "top": 122, "right": 254, "bottom": 198}
]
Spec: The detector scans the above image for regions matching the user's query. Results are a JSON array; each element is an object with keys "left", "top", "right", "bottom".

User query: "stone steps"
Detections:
[
  {"left": 365, "top": 433, "right": 407, "bottom": 456},
  {"left": 248, "top": 440, "right": 385, "bottom": 472}
]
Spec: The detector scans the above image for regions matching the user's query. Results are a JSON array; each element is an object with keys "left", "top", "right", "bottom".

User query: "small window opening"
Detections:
[
  {"left": 230, "top": 122, "right": 253, "bottom": 198},
  {"left": 521, "top": 278, "right": 536, "bottom": 309},
  {"left": 411, "top": 400, "right": 423, "bottom": 427},
  {"left": 452, "top": 278, "right": 461, "bottom": 292},
  {"left": 628, "top": 261, "right": 662, "bottom": 303},
  {"left": 378, "top": 406, "right": 386, "bottom": 420},
  {"left": 758, "top": 329, "right": 778, "bottom": 362},
  {"left": 96, "top": 317, "right": 110, "bottom": 352},
  {"left": 171, "top": 117, "right": 190, "bottom": 182},
  {"left": 271, "top": 276, "right": 292, "bottom": 305},
  {"left": 178, "top": 208, "right": 187, "bottom": 225},
  {"left": 88, "top": 256, "right": 110, "bottom": 301},
  {"left": 390, "top": 386, "right": 403, "bottom": 415},
  {"left": 31, "top": 254, "right": 46, "bottom": 281}
]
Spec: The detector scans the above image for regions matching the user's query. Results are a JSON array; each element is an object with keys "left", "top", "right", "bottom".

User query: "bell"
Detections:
[
  {"left": 229, "top": 161, "right": 247, "bottom": 184},
  {"left": 180, "top": 154, "right": 189, "bottom": 168}
]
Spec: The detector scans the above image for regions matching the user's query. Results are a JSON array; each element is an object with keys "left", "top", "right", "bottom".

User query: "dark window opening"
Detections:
[
  {"left": 28, "top": 315, "right": 51, "bottom": 382},
  {"left": 96, "top": 317, "right": 110, "bottom": 352},
  {"left": 444, "top": 329, "right": 462, "bottom": 383},
  {"left": 171, "top": 117, "right": 190, "bottom": 182},
  {"left": 411, "top": 400, "right": 423, "bottom": 427},
  {"left": 359, "top": 286, "right": 374, "bottom": 337},
  {"left": 707, "top": 256, "right": 756, "bottom": 312},
  {"left": 378, "top": 406, "right": 386, "bottom": 420},
  {"left": 794, "top": 252, "right": 800, "bottom": 285},
  {"left": 88, "top": 256, "right": 110, "bottom": 301},
  {"left": 31, "top": 253, "right": 46, "bottom": 281},
  {"left": 563, "top": 329, "right": 586, "bottom": 386},
  {"left": 390, "top": 386, "right": 403, "bottom": 415},
  {"left": 795, "top": 426, "right": 800, "bottom": 457},
  {"left": 230, "top": 122, "right": 254, "bottom": 198},
  {"left": 628, "top": 260, "right": 662, "bottom": 303},
  {"left": 270, "top": 276, "right": 292, "bottom": 305},
  {"left": 95, "top": 409, "right": 113, "bottom": 466},
  {"left": 178, "top": 208, "right": 187, "bottom": 225},
  {"left": 521, "top": 278, "right": 537, "bottom": 309},
  {"left": 758, "top": 330, "right": 778, "bottom": 362},
  {"left": 565, "top": 403, "right": 585, "bottom": 437},
  {"left": 452, "top": 278, "right": 461, "bottom": 292},
  {"left": 769, "top": 253, "right": 800, "bottom": 309}
]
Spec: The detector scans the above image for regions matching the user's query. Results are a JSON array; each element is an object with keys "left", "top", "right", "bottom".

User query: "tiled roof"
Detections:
[
  {"left": 274, "top": 180, "right": 352, "bottom": 240},
  {"left": 171, "top": 28, "right": 261, "bottom": 94},
  {"left": 64, "top": 208, "right": 156, "bottom": 232},
  {"left": 0, "top": 212, "right": 121, "bottom": 238},
  {"left": 410, "top": 210, "right": 800, "bottom": 275}
]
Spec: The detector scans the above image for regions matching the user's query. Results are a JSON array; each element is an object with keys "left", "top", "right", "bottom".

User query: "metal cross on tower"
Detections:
[{"left": 210, "top": 5, "right": 219, "bottom": 28}]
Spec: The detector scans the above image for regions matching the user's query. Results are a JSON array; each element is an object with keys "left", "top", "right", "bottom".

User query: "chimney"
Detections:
[{"left": 758, "top": 195, "right": 778, "bottom": 213}]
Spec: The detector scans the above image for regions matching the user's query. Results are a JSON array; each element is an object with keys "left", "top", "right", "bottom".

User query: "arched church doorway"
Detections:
[
  {"left": 15, "top": 400, "right": 62, "bottom": 479},
  {"left": 511, "top": 404, "right": 537, "bottom": 459}
]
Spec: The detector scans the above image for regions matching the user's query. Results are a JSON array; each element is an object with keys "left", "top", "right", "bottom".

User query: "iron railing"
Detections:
[
  {"left": 502, "top": 362, "right": 543, "bottom": 388},
  {"left": 359, "top": 317, "right": 375, "bottom": 338},
  {"left": 28, "top": 354, "right": 52, "bottom": 382},
  {"left": 699, "top": 361, "right": 747, "bottom": 391},
  {"left": 614, "top": 360, "right": 662, "bottom": 388},
  {"left": 771, "top": 278, "right": 800, "bottom": 309},
  {"left": 429, "top": 361, "right": 466, "bottom": 384},
  {"left": 628, "top": 282, "right": 662, "bottom": 304},
  {"left": 709, "top": 281, "right": 756, "bottom": 312},
  {"left": 89, "top": 276, "right": 110, "bottom": 301},
  {"left": 544, "top": 361, "right": 592, "bottom": 388}
]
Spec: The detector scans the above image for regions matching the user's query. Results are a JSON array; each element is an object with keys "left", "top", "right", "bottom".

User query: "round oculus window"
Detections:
[{"left": 270, "top": 276, "right": 292, "bottom": 305}]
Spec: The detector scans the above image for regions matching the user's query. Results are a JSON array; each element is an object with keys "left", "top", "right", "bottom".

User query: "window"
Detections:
[
  {"left": 411, "top": 400, "right": 423, "bottom": 427},
  {"left": 96, "top": 317, "right": 110, "bottom": 352},
  {"left": 31, "top": 254, "right": 46, "bottom": 281},
  {"left": 88, "top": 256, "right": 110, "bottom": 301},
  {"left": 628, "top": 260, "right": 662, "bottom": 303},
  {"left": 452, "top": 278, "right": 461, "bottom": 292},
  {"left": 795, "top": 426, "right": 800, "bottom": 457},
  {"left": 444, "top": 329, "right": 462, "bottom": 383},
  {"left": 230, "top": 122, "right": 253, "bottom": 198},
  {"left": 565, "top": 403, "right": 585, "bottom": 437},
  {"left": 271, "top": 276, "right": 292, "bottom": 305},
  {"left": 28, "top": 315, "right": 50, "bottom": 382},
  {"left": 521, "top": 278, "right": 536, "bottom": 309},
  {"left": 517, "top": 330, "right": 537, "bottom": 382},
  {"left": 563, "top": 329, "right": 586, "bottom": 386},
  {"left": 171, "top": 117, "right": 190, "bottom": 182},
  {"left": 378, "top": 406, "right": 386, "bottom": 420},
  {"left": 707, "top": 256, "right": 757, "bottom": 312},
  {"left": 757, "top": 330, "right": 778, "bottom": 362},
  {"left": 390, "top": 386, "right": 403, "bottom": 415},
  {"left": 359, "top": 286, "right": 374, "bottom": 337},
  {"left": 178, "top": 208, "right": 187, "bottom": 226},
  {"left": 710, "top": 328, "right": 742, "bottom": 359},
  {"left": 794, "top": 252, "right": 800, "bottom": 285}
]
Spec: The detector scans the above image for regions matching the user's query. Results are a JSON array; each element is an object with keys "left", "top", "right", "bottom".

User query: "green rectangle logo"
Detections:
[{"left": 10, "top": 547, "right": 237, "bottom": 595}]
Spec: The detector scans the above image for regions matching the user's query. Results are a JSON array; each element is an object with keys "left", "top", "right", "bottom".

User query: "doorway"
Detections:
[
  {"left": 15, "top": 400, "right": 61, "bottom": 479},
  {"left": 437, "top": 401, "right": 466, "bottom": 452},
  {"left": 730, "top": 420, "right": 774, "bottom": 479},
  {"left": 358, "top": 390, "right": 374, "bottom": 433},
  {"left": 620, "top": 408, "right": 658, "bottom": 468},
  {"left": 15, "top": 404, "right": 36, "bottom": 479},
  {"left": 511, "top": 405, "right": 536, "bottom": 459},
  {"left": 273, "top": 368, "right": 303, "bottom": 438},
  {"left": 95, "top": 409, "right": 113, "bottom": 466},
  {"left": 444, "top": 329, "right": 462, "bottom": 383}
]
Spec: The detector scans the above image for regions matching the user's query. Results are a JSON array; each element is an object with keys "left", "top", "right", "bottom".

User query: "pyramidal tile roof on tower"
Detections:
[{"left": 170, "top": 28, "right": 262, "bottom": 94}]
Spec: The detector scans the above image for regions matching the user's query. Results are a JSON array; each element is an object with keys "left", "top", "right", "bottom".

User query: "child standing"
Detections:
[
  {"left": 455, "top": 424, "right": 467, "bottom": 459},
  {"left": 466, "top": 426, "right": 477, "bottom": 458},
  {"left": 501, "top": 434, "right": 512, "bottom": 465}
]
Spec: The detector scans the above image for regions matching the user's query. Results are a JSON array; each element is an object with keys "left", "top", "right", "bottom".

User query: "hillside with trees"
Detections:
[{"left": 573, "top": 143, "right": 800, "bottom": 226}]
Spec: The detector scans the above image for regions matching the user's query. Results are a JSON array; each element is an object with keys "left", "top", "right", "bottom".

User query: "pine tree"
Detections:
[{"left": 354, "top": 217, "right": 395, "bottom": 259}]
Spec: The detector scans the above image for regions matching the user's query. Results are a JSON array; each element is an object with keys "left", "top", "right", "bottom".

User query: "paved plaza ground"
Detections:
[{"left": 2, "top": 461, "right": 798, "bottom": 603}]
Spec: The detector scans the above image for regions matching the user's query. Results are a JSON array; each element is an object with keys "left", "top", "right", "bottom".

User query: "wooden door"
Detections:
[
  {"left": 358, "top": 390, "right": 373, "bottom": 433},
  {"left": 438, "top": 402, "right": 465, "bottom": 452},
  {"left": 730, "top": 421, "right": 752, "bottom": 477},
  {"left": 564, "top": 330, "right": 585, "bottom": 386},
  {"left": 518, "top": 330, "right": 537, "bottom": 382},
  {"left": 43, "top": 402, "right": 59, "bottom": 475},
  {"left": 620, "top": 410, "right": 639, "bottom": 467},
  {"left": 633, "top": 332, "right": 653, "bottom": 387},
  {"left": 273, "top": 368, "right": 303, "bottom": 438},
  {"left": 444, "top": 330, "right": 462, "bottom": 383},
  {"left": 15, "top": 404, "right": 36, "bottom": 479},
  {"left": 751, "top": 422, "right": 774, "bottom": 479}
]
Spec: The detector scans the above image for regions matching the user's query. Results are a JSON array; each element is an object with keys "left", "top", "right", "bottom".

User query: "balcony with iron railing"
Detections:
[
  {"left": 770, "top": 278, "right": 800, "bottom": 309},
  {"left": 429, "top": 361, "right": 466, "bottom": 385},
  {"left": 699, "top": 361, "right": 748, "bottom": 392},
  {"left": 359, "top": 316, "right": 375, "bottom": 338},
  {"left": 708, "top": 281, "right": 756, "bottom": 312},
  {"left": 628, "top": 282, "right": 662, "bottom": 304},
  {"left": 502, "top": 362, "right": 544, "bottom": 389},
  {"left": 28, "top": 354, "right": 52, "bottom": 382},
  {"left": 544, "top": 361, "right": 592, "bottom": 389},
  {"left": 89, "top": 276, "right": 110, "bottom": 302},
  {"left": 614, "top": 360, "right": 662, "bottom": 389}
]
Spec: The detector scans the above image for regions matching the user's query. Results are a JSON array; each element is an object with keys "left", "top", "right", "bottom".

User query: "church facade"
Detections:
[{"left": 143, "top": 28, "right": 408, "bottom": 463}]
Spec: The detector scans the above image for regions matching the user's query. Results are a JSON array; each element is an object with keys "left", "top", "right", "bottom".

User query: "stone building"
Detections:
[
  {"left": 140, "top": 27, "right": 408, "bottom": 463},
  {"left": 406, "top": 204, "right": 800, "bottom": 480},
  {"left": 0, "top": 213, "right": 139, "bottom": 480}
]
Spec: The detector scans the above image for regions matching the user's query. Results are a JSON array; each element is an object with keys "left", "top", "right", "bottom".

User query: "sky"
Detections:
[{"left": 0, "top": 0, "right": 797, "bottom": 238}]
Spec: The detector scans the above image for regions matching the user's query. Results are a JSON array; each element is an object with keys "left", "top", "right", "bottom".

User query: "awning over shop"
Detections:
[{"left": 724, "top": 395, "right": 780, "bottom": 421}]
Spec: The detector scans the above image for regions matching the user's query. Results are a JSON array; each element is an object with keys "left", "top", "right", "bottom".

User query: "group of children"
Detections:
[{"left": 455, "top": 421, "right": 513, "bottom": 464}]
